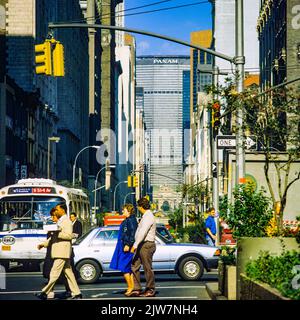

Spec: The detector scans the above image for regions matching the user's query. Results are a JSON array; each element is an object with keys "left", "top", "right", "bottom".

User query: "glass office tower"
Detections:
[{"left": 136, "top": 56, "right": 190, "bottom": 188}]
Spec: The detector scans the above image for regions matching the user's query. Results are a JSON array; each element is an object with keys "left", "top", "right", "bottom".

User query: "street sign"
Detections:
[{"left": 217, "top": 135, "right": 257, "bottom": 150}]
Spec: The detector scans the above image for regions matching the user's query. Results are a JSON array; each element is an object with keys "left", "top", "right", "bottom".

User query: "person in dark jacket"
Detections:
[
  {"left": 109, "top": 204, "right": 138, "bottom": 296},
  {"left": 70, "top": 212, "right": 82, "bottom": 240}
]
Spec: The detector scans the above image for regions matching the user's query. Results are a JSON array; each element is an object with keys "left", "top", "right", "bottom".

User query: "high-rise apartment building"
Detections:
[
  {"left": 4, "top": 0, "right": 89, "bottom": 185},
  {"left": 136, "top": 56, "right": 190, "bottom": 203}
]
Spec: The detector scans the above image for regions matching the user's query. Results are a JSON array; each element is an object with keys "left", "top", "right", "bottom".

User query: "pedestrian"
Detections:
[
  {"left": 128, "top": 197, "right": 156, "bottom": 297},
  {"left": 205, "top": 207, "right": 217, "bottom": 246},
  {"left": 35, "top": 204, "right": 82, "bottom": 300},
  {"left": 109, "top": 204, "right": 138, "bottom": 296},
  {"left": 70, "top": 212, "right": 83, "bottom": 240}
]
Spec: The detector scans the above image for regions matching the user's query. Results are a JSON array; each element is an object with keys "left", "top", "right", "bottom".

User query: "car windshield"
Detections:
[
  {"left": 0, "top": 196, "right": 66, "bottom": 231},
  {"left": 156, "top": 225, "right": 174, "bottom": 243}
]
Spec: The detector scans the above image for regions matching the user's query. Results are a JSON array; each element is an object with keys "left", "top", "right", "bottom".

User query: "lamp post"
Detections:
[
  {"left": 72, "top": 145, "right": 100, "bottom": 186},
  {"left": 94, "top": 164, "right": 116, "bottom": 214},
  {"left": 124, "top": 192, "right": 135, "bottom": 205},
  {"left": 113, "top": 180, "right": 127, "bottom": 212},
  {"left": 47, "top": 136, "right": 60, "bottom": 179}
]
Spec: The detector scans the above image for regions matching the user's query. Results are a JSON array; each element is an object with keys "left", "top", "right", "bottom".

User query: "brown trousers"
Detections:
[{"left": 132, "top": 241, "right": 156, "bottom": 291}]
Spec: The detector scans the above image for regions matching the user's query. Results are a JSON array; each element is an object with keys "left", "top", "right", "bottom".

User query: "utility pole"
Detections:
[
  {"left": 87, "top": 0, "right": 96, "bottom": 116},
  {"left": 235, "top": 0, "right": 245, "bottom": 185}
]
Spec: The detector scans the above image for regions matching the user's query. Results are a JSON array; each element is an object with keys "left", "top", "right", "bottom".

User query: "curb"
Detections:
[{"left": 205, "top": 283, "right": 227, "bottom": 300}]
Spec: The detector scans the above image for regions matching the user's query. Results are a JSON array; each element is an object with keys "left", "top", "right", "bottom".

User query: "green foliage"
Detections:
[
  {"left": 177, "top": 223, "right": 206, "bottom": 244},
  {"left": 246, "top": 250, "right": 300, "bottom": 300},
  {"left": 219, "top": 195, "right": 228, "bottom": 220},
  {"left": 169, "top": 205, "right": 183, "bottom": 230},
  {"left": 220, "top": 246, "right": 236, "bottom": 266},
  {"left": 161, "top": 201, "right": 170, "bottom": 212},
  {"left": 222, "top": 185, "right": 273, "bottom": 238}
]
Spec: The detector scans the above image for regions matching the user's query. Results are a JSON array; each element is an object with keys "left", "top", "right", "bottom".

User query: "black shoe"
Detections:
[
  {"left": 35, "top": 292, "right": 48, "bottom": 300},
  {"left": 69, "top": 294, "right": 83, "bottom": 300}
]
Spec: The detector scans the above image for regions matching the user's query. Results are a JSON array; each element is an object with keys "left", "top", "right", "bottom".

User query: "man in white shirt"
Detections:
[{"left": 129, "top": 198, "right": 156, "bottom": 297}]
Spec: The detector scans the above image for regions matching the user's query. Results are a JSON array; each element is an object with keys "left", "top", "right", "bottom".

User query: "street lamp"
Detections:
[
  {"left": 94, "top": 164, "right": 116, "bottom": 214},
  {"left": 113, "top": 180, "right": 127, "bottom": 212},
  {"left": 72, "top": 145, "right": 100, "bottom": 186},
  {"left": 47, "top": 136, "right": 60, "bottom": 179},
  {"left": 123, "top": 192, "right": 135, "bottom": 205}
]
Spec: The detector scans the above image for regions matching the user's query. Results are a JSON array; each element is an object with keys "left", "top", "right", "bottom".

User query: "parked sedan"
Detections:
[{"left": 73, "top": 226, "right": 220, "bottom": 284}]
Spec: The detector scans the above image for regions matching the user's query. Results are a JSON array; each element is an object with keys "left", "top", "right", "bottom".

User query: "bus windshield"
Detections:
[{"left": 0, "top": 196, "right": 66, "bottom": 232}]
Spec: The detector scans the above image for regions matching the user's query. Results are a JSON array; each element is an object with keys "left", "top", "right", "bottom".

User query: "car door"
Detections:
[
  {"left": 152, "top": 237, "right": 171, "bottom": 271},
  {"left": 89, "top": 229, "right": 118, "bottom": 271}
]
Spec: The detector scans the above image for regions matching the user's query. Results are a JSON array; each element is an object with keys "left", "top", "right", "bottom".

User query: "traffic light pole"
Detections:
[{"left": 235, "top": 0, "right": 245, "bottom": 185}]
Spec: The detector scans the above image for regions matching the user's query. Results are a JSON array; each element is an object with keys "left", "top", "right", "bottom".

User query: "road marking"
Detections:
[
  {"left": 0, "top": 285, "right": 206, "bottom": 295},
  {"left": 85, "top": 296, "right": 200, "bottom": 300}
]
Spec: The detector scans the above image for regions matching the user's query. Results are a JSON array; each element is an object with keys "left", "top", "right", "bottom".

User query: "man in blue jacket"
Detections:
[{"left": 205, "top": 207, "right": 217, "bottom": 246}]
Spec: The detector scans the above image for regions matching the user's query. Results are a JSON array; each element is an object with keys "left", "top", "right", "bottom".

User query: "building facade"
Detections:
[
  {"left": 4, "top": 0, "right": 89, "bottom": 186},
  {"left": 257, "top": 0, "right": 300, "bottom": 89},
  {"left": 211, "top": 0, "right": 260, "bottom": 85},
  {"left": 136, "top": 56, "right": 190, "bottom": 206}
]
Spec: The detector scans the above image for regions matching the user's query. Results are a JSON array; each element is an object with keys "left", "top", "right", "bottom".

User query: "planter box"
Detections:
[
  {"left": 237, "top": 237, "right": 299, "bottom": 299},
  {"left": 218, "top": 261, "right": 237, "bottom": 300},
  {"left": 240, "top": 273, "right": 291, "bottom": 300},
  {"left": 225, "top": 265, "right": 237, "bottom": 300}
]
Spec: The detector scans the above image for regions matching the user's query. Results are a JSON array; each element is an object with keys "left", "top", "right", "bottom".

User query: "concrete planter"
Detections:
[
  {"left": 236, "top": 237, "right": 299, "bottom": 299},
  {"left": 240, "top": 273, "right": 291, "bottom": 300},
  {"left": 225, "top": 265, "right": 237, "bottom": 300},
  {"left": 218, "top": 261, "right": 237, "bottom": 300}
]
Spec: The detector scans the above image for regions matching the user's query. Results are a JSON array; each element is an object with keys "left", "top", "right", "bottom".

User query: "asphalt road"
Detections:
[{"left": 0, "top": 269, "right": 218, "bottom": 300}]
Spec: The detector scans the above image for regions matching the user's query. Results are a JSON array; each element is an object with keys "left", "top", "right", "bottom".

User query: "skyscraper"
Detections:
[{"left": 136, "top": 56, "right": 190, "bottom": 204}]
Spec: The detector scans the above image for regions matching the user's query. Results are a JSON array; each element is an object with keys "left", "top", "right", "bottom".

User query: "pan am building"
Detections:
[{"left": 136, "top": 56, "right": 190, "bottom": 194}]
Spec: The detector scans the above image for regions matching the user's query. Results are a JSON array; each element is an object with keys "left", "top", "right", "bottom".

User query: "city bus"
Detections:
[{"left": 0, "top": 178, "right": 93, "bottom": 270}]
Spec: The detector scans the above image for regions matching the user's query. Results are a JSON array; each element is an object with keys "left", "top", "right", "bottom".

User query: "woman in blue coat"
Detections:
[{"left": 110, "top": 204, "right": 138, "bottom": 296}]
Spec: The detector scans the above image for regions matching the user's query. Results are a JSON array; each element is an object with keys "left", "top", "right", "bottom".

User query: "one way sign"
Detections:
[{"left": 217, "top": 135, "right": 257, "bottom": 150}]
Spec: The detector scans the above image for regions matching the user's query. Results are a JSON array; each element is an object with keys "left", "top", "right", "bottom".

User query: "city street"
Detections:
[{"left": 0, "top": 269, "right": 217, "bottom": 300}]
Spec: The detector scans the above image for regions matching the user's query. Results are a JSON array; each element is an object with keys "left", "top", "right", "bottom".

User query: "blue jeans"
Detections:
[{"left": 205, "top": 235, "right": 215, "bottom": 247}]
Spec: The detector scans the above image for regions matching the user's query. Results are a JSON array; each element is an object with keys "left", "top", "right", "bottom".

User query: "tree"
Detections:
[
  {"left": 207, "top": 81, "right": 300, "bottom": 233},
  {"left": 222, "top": 184, "right": 273, "bottom": 238}
]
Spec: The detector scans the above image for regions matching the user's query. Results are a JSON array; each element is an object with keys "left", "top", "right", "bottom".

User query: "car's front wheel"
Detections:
[
  {"left": 178, "top": 256, "right": 204, "bottom": 281},
  {"left": 76, "top": 259, "right": 101, "bottom": 284}
]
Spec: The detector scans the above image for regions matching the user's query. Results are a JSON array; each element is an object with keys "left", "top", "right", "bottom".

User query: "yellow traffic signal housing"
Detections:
[
  {"left": 127, "top": 175, "right": 132, "bottom": 187},
  {"left": 133, "top": 176, "right": 138, "bottom": 187},
  {"left": 35, "top": 41, "right": 52, "bottom": 75},
  {"left": 53, "top": 42, "right": 65, "bottom": 77}
]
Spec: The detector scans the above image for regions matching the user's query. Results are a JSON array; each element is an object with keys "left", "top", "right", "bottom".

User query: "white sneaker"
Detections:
[{"left": 47, "top": 291, "right": 55, "bottom": 299}]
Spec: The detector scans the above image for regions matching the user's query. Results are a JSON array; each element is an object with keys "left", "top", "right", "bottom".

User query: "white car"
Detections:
[{"left": 73, "top": 225, "right": 220, "bottom": 284}]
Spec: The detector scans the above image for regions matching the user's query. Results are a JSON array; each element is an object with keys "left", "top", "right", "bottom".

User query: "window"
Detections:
[{"left": 92, "top": 229, "right": 119, "bottom": 245}]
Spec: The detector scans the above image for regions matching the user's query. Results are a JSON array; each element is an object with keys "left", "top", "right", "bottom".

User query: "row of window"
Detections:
[{"left": 144, "top": 91, "right": 183, "bottom": 94}]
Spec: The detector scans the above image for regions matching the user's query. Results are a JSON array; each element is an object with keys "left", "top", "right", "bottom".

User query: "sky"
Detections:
[{"left": 124, "top": 0, "right": 212, "bottom": 56}]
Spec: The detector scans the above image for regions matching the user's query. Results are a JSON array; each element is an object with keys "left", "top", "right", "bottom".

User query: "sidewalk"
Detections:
[{"left": 205, "top": 282, "right": 227, "bottom": 300}]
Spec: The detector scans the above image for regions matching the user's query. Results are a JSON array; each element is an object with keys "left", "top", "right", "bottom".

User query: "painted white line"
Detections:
[
  {"left": 0, "top": 285, "right": 206, "bottom": 295},
  {"left": 84, "top": 296, "right": 200, "bottom": 300}
]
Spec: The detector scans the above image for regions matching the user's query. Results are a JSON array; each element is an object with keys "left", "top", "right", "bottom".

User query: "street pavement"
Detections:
[{"left": 0, "top": 269, "right": 218, "bottom": 300}]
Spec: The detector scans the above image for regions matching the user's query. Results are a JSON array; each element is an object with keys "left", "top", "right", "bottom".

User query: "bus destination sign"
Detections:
[{"left": 8, "top": 187, "right": 56, "bottom": 194}]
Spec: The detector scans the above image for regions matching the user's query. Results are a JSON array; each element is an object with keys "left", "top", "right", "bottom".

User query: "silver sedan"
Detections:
[{"left": 73, "top": 226, "right": 220, "bottom": 284}]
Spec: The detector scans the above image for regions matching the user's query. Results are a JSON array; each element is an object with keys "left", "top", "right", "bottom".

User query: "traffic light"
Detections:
[
  {"left": 52, "top": 41, "right": 65, "bottom": 77},
  {"left": 35, "top": 40, "right": 52, "bottom": 75},
  {"left": 127, "top": 175, "right": 132, "bottom": 187},
  {"left": 105, "top": 160, "right": 111, "bottom": 190},
  {"left": 133, "top": 176, "right": 138, "bottom": 188},
  {"left": 212, "top": 101, "right": 221, "bottom": 137}
]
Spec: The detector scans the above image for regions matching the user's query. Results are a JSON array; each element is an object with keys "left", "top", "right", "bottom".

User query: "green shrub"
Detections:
[
  {"left": 246, "top": 250, "right": 300, "bottom": 300},
  {"left": 222, "top": 185, "right": 272, "bottom": 238},
  {"left": 220, "top": 246, "right": 236, "bottom": 266},
  {"left": 177, "top": 222, "right": 206, "bottom": 244}
]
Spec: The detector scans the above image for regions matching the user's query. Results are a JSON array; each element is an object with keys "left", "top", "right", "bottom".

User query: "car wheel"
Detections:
[
  {"left": 178, "top": 256, "right": 204, "bottom": 281},
  {"left": 76, "top": 259, "right": 101, "bottom": 284}
]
